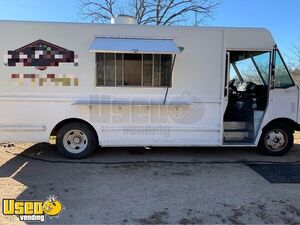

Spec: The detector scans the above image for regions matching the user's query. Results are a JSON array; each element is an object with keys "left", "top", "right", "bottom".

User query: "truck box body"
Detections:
[{"left": 0, "top": 20, "right": 298, "bottom": 153}]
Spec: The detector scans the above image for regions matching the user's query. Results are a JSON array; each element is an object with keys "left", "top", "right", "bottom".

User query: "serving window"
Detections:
[{"left": 96, "top": 53, "right": 173, "bottom": 87}]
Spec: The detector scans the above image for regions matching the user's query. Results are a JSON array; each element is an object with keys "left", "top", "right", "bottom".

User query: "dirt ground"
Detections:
[{"left": 1, "top": 134, "right": 300, "bottom": 224}]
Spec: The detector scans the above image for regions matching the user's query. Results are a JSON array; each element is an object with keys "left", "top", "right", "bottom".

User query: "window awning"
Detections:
[{"left": 89, "top": 37, "right": 180, "bottom": 54}]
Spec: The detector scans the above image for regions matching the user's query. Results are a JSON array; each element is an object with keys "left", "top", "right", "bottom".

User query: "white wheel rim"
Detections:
[
  {"left": 63, "top": 129, "right": 88, "bottom": 154},
  {"left": 264, "top": 129, "right": 288, "bottom": 152}
]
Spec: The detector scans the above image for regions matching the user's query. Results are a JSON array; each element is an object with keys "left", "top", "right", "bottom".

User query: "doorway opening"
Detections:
[{"left": 224, "top": 51, "right": 271, "bottom": 143}]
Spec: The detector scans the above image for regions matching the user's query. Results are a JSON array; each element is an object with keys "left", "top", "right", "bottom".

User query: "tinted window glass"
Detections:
[
  {"left": 116, "top": 54, "right": 123, "bottom": 86},
  {"left": 143, "top": 54, "right": 153, "bottom": 86},
  {"left": 228, "top": 51, "right": 270, "bottom": 87},
  {"left": 253, "top": 52, "right": 270, "bottom": 85},
  {"left": 124, "top": 54, "right": 142, "bottom": 86},
  {"left": 161, "top": 55, "right": 172, "bottom": 86},
  {"left": 153, "top": 55, "right": 161, "bottom": 87},
  {"left": 96, "top": 53, "right": 173, "bottom": 87},
  {"left": 96, "top": 53, "right": 104, "bottom": 86},
  {"left": 274, "top": 51, "right": 294, "bottom": 88},
  {"left": 236, "top": 58, "right": 264, "bottom": 85},
  {"left": 105, "top": 53, "right": 115, "bottom": 86}
]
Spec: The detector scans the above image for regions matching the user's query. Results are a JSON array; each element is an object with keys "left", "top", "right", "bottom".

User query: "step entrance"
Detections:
[{"left": 223, "top": 121, "right": 254, "bottom": 143}]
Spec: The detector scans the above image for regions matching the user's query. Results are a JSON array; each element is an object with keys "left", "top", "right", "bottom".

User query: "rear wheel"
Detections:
[
  {"left": 259, "top": 123, "right": 294, "bottom": 156},
  {"left": 56, "top": 122, "right": 98, "bottom": 159}
]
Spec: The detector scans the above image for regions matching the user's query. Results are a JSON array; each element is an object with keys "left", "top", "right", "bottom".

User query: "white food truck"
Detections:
[{"left": 0, "top": 16, "right": 299, "bottom": 158}]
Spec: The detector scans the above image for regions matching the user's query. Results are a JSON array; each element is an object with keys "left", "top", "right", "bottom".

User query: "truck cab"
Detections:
[{"left": 223, "top": 47, "right": 299, "bottom": 156}]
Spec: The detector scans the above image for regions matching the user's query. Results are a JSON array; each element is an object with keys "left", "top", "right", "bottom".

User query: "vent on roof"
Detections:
[{"left": 111, "top": 15, "right": 137, "bottom": 25}]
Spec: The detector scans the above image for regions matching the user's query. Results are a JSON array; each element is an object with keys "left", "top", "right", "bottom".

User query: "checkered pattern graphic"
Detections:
[
  {"left": 4, "top": 40, "right": 79, "bottom": 68},
  {"left": 4, "top": 40, "right": 80, "bottom": 87},
  {"left": 11, "top": 74, "right": 79, "bottom": 87}
]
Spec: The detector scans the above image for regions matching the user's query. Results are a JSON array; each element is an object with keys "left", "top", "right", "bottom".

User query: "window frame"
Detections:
[{"left": 95, "top": 52, "right": 174, "bottom": 88}]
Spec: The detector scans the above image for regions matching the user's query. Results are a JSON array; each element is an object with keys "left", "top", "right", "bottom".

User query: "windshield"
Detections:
[{"left": 229, "top": 51, "right": 271, "bottom": 87}]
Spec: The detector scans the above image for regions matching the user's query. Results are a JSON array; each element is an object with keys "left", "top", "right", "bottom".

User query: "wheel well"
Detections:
[
  {"left": 262, "top": 118, "right": 300, "bottom": 132},
  {"left": 50, "top": 118, "right": 99, "bottom": 141}
]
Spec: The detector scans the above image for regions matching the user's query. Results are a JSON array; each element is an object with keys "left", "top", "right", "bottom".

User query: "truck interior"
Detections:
[{"left": 223, "top": 51, "right": 271, "bottom": 144}]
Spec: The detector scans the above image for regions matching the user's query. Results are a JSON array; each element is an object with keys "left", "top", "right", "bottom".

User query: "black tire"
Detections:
[
  {"left": 56, "top": 122, "right": 98, "bottom": 159},
  {"left": 259, "top": 123, "right": 294, "bottom": 156}
]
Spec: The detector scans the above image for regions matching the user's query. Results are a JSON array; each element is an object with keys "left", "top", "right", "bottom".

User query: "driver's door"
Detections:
[{"left": 262, "top": 48, "right": 298, "bottom": 131}]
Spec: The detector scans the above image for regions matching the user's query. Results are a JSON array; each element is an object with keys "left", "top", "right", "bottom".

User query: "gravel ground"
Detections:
[{"left": 1, "top": 135, "right": 300, "bottom": 225}]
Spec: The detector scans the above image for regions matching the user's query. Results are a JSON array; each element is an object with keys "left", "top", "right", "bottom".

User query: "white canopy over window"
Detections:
[{"left": 89, "top": 37, "right": 180, "bottom": 54}]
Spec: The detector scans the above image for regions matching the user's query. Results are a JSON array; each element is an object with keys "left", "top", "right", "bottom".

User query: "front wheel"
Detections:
[
  {"left": 56, "top": 122, "right": 98, "bottom": 159},
  {"left": 259, "top": 123, "right": 294, "bottom": 156}
]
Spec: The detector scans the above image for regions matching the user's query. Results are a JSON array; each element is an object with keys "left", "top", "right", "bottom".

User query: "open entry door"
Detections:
[{"left": 223, "top": 51, "right": 271, "bottom": 144}]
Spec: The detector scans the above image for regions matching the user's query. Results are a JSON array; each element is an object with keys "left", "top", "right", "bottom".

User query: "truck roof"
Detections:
[
  {"left": 0, "top": 19, "right": 276, "bottom": 51},
  {"left": 0, "top": 19, "right": 271, "bottom": 33}
]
